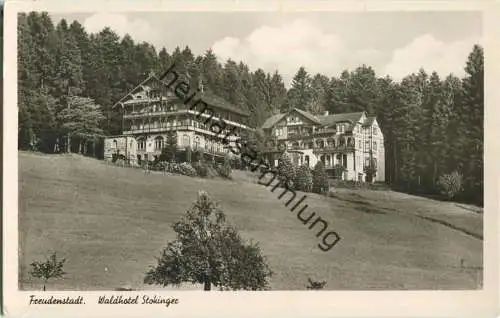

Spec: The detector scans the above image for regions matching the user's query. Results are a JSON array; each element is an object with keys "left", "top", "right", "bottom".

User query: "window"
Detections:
[
  {"left": 113, "top": 140, "right": 118, "bottom": 149},
  {"left": 373, "top": 127, "right": 378, "bottom": 135},
  {"left": 138, "top": 138, "right": 146, "bottom": 151},
  {"left": 373, "top": 142, "right": 377, "bottom": 151},
  {"left": 365, "top": 141, "right": 370, "bottom": 151},
  {"left": 154, "top": 136, "right": 164, "bottom": 150}
]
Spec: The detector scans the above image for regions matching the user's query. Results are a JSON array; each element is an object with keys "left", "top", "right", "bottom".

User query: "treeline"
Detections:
[{"left": 18, "top": 12, "right": 483, "bottom": 204}]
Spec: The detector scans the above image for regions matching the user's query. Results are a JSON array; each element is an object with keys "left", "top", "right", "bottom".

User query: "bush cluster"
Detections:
[
  {"left": 277, "top": 153, "right": 296, "bottom": 189},
  {"left": 179, "top": 162, "right": 197, "bottom": 177},
  {"left": 216, "top": 155, "right": 232, "bottom": 179},
  {"left": 312, "top": 161, "right": 329, "bottom": 194},
  {"left": 294, "top": 165, "right": 313, "bottom": 192},
  {"left": 437, "top": 171, "right": 463, "bottom": 200},
  {"left": 192, "top": 161, "right": 209, "bottom": 177}
]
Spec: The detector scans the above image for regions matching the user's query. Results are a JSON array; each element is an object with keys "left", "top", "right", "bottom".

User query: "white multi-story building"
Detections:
[
  {"left": 260, "top": 108, "right": 385, "bottom": 182},
  {"left": 103, "top": 74, "right": 252, "bottom": 166}
]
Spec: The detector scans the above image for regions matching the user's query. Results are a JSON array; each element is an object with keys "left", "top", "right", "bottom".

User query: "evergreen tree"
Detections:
[
  {"left": 161, "top": 132, "right": 178, "bottom": 162},
  {"left": 277, "top": 152, "right": 296, "bottom": 189},
  {"left": 294, "top": 165, "right": 313, "bottom": 192},
  {"left": 287, "top": 66, "right": 312, "bottom": 111},
  {"left": 459, "top": 45, "right": 484, "bottom": 202},
  {"left": 312, "top": 161, "right": 329, "bottom": 194}
]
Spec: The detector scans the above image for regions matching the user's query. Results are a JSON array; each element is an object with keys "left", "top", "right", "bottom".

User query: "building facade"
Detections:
[
  {"left": 260, "top": 108, "right": 385, "bottom": 182},
  {"left": 103, "top": 74, "right": 252, "bottom": 166}
]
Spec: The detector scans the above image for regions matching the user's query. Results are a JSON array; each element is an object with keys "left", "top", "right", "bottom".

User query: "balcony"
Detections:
[{"left": 313, "top": 144, "right": 355, "bottom": 154}]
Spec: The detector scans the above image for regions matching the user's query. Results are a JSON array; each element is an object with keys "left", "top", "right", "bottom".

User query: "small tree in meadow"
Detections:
[
  {"left": 312, "top": 161, "right": 329, "bottom": 194},
  {"left": 437, "top": 171, "right": 463, "bottom": 200},
  {"left": 295, "top": 165, "right": 313, "bottom": 192},
  {"left": 144, "top": 191, "right": 272, "bottom": 291},
  {"left": 30, "top": 252, "right": 66, "bottom": 291},
  {"left": 277, "top": 152, "right": 296, "bottom": 189}
]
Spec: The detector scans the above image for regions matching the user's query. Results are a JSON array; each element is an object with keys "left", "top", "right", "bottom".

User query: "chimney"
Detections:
[{"left": 324, "top": 111, "right": 329, "bottom": 116}]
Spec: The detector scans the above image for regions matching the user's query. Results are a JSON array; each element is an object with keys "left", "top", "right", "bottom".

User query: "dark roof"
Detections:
[
  {"left": 262, "top": 113, "right": 286, "bottom": 129},
  {"left": 293, "top": 108, "right": 321, "bottom": 125},
  {"left": 197, "top": 90, "right": 249, "bottom": 117},
  {"left": 318, "top": 112, "right": 365, "bottom": 126},
  {"left": 113, "top": 75, "right": 249, "bottom": 117}
]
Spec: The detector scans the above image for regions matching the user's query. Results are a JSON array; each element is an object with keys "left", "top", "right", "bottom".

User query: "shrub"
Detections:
[
  {"left": 217, "top": 155, "right": 232, "bottom": 179},
  {"left": 277, "top": 153, "right": 296, "bottom": 189},
  {"left": 438, "top": 171, "right": 463, "bottom": 200},
  {"left": 364, "top": 159, "right": 377, "bottom": 183},
  {"left": 294, "top": 165, "right": 313, "bottom": 192},
  {"left": 193, "top": 149, "right": 204, "bottom": 163},
  {"left": 312, "top": 161, "right": 329, "bottom": 194},
  {"left": 192, "top": 162, "right": 209, "bottom": 178},
  {"left": 306, "top": 278, "right": 327, "bottom": 290},
  {"left": 178, "top": 162, "right": 197, "bottom": 177}
]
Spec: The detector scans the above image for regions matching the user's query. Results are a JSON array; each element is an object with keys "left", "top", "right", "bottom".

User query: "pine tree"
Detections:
[
  {"left": 460, "top": 45, "right": 484, "bottom": 203},
  {"left": 287, "top": 67, "right": 312, "bottom": 111},
  {"left": 277, "top": 152, "right": 296, "bottom": 189}
]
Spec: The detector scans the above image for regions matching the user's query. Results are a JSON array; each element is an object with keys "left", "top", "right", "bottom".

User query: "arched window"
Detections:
[
  {"left": 137, "top": 137, "right": 146, "bottom": 151},
  {"left": 154, "top": 136, "right": 164, "bottom": 150}
]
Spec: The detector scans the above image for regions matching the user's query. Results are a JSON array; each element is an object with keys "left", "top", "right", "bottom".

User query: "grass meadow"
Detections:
[{"left": 18, "top": 151, "right": 483, "bottom": 290}]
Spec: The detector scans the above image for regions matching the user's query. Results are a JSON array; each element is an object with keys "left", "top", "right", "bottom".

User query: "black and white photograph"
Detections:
[{"left": 3, "top": 0, "right": 498, "bottom": 317}]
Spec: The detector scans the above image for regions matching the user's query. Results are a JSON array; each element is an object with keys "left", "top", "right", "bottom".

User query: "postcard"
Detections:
[{"left": 3, "top": 0, "right": 498, "bottom": 317}]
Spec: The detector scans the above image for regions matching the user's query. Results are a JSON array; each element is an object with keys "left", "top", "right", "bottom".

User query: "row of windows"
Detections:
[
  {"left": 274, "top": 124, "right": 379, "bottom": 137},
  {"left": 126, "top": 103, "right": 246, "bottom": 124},
  {"left": 135, "top": 135, "right": 228, "bottom": 153}
]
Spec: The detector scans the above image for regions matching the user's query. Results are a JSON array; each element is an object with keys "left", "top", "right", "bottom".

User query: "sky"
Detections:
[{"left": 52, "top": 11, "right": 483, "bottom": 87}]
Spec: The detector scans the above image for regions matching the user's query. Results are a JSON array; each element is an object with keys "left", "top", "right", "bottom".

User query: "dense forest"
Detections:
[{"left": 17, "top": 12, "right": 483, "bottom": 205}]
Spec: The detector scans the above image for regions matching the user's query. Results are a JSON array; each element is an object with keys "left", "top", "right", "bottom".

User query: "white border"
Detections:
[{"left": 3, "top": 1, "right": 499, "bottom": 317}]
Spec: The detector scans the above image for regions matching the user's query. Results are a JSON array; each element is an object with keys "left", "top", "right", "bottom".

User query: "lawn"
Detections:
[{"left": 18, "top": 151, "right": 483, "bottom": 291}]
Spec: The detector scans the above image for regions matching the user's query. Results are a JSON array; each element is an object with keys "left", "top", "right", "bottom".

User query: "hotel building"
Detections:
[
  {"left": 260, "top": 108, "right": 385, "bottom": 182},
  {"left": 103, "top": 74, "right": 252, "bottom": 166}
]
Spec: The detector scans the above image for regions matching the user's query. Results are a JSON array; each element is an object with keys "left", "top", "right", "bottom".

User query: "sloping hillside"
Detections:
[{"left": 18, "top": 152, "right": 483, "bottom": 290}]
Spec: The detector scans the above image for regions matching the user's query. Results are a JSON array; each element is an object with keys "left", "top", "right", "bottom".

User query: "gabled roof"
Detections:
[
  {"left": 261, "top": 108, "right": 322, "bottom": 130},
  {"left": 262, "top": 113, "right": 286, "bottom": 129},
  {"left": 293, "top": 108, "right": 321, "bottom": 125},
  {"left": 112, "top": 74, "right": 160, "bottom": 109},
  {"left": 318, "top": 112, "right": 365, "bottom": 126},
  {"left": 112, "top": 75, "right": 249, "bottom": 117}
]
